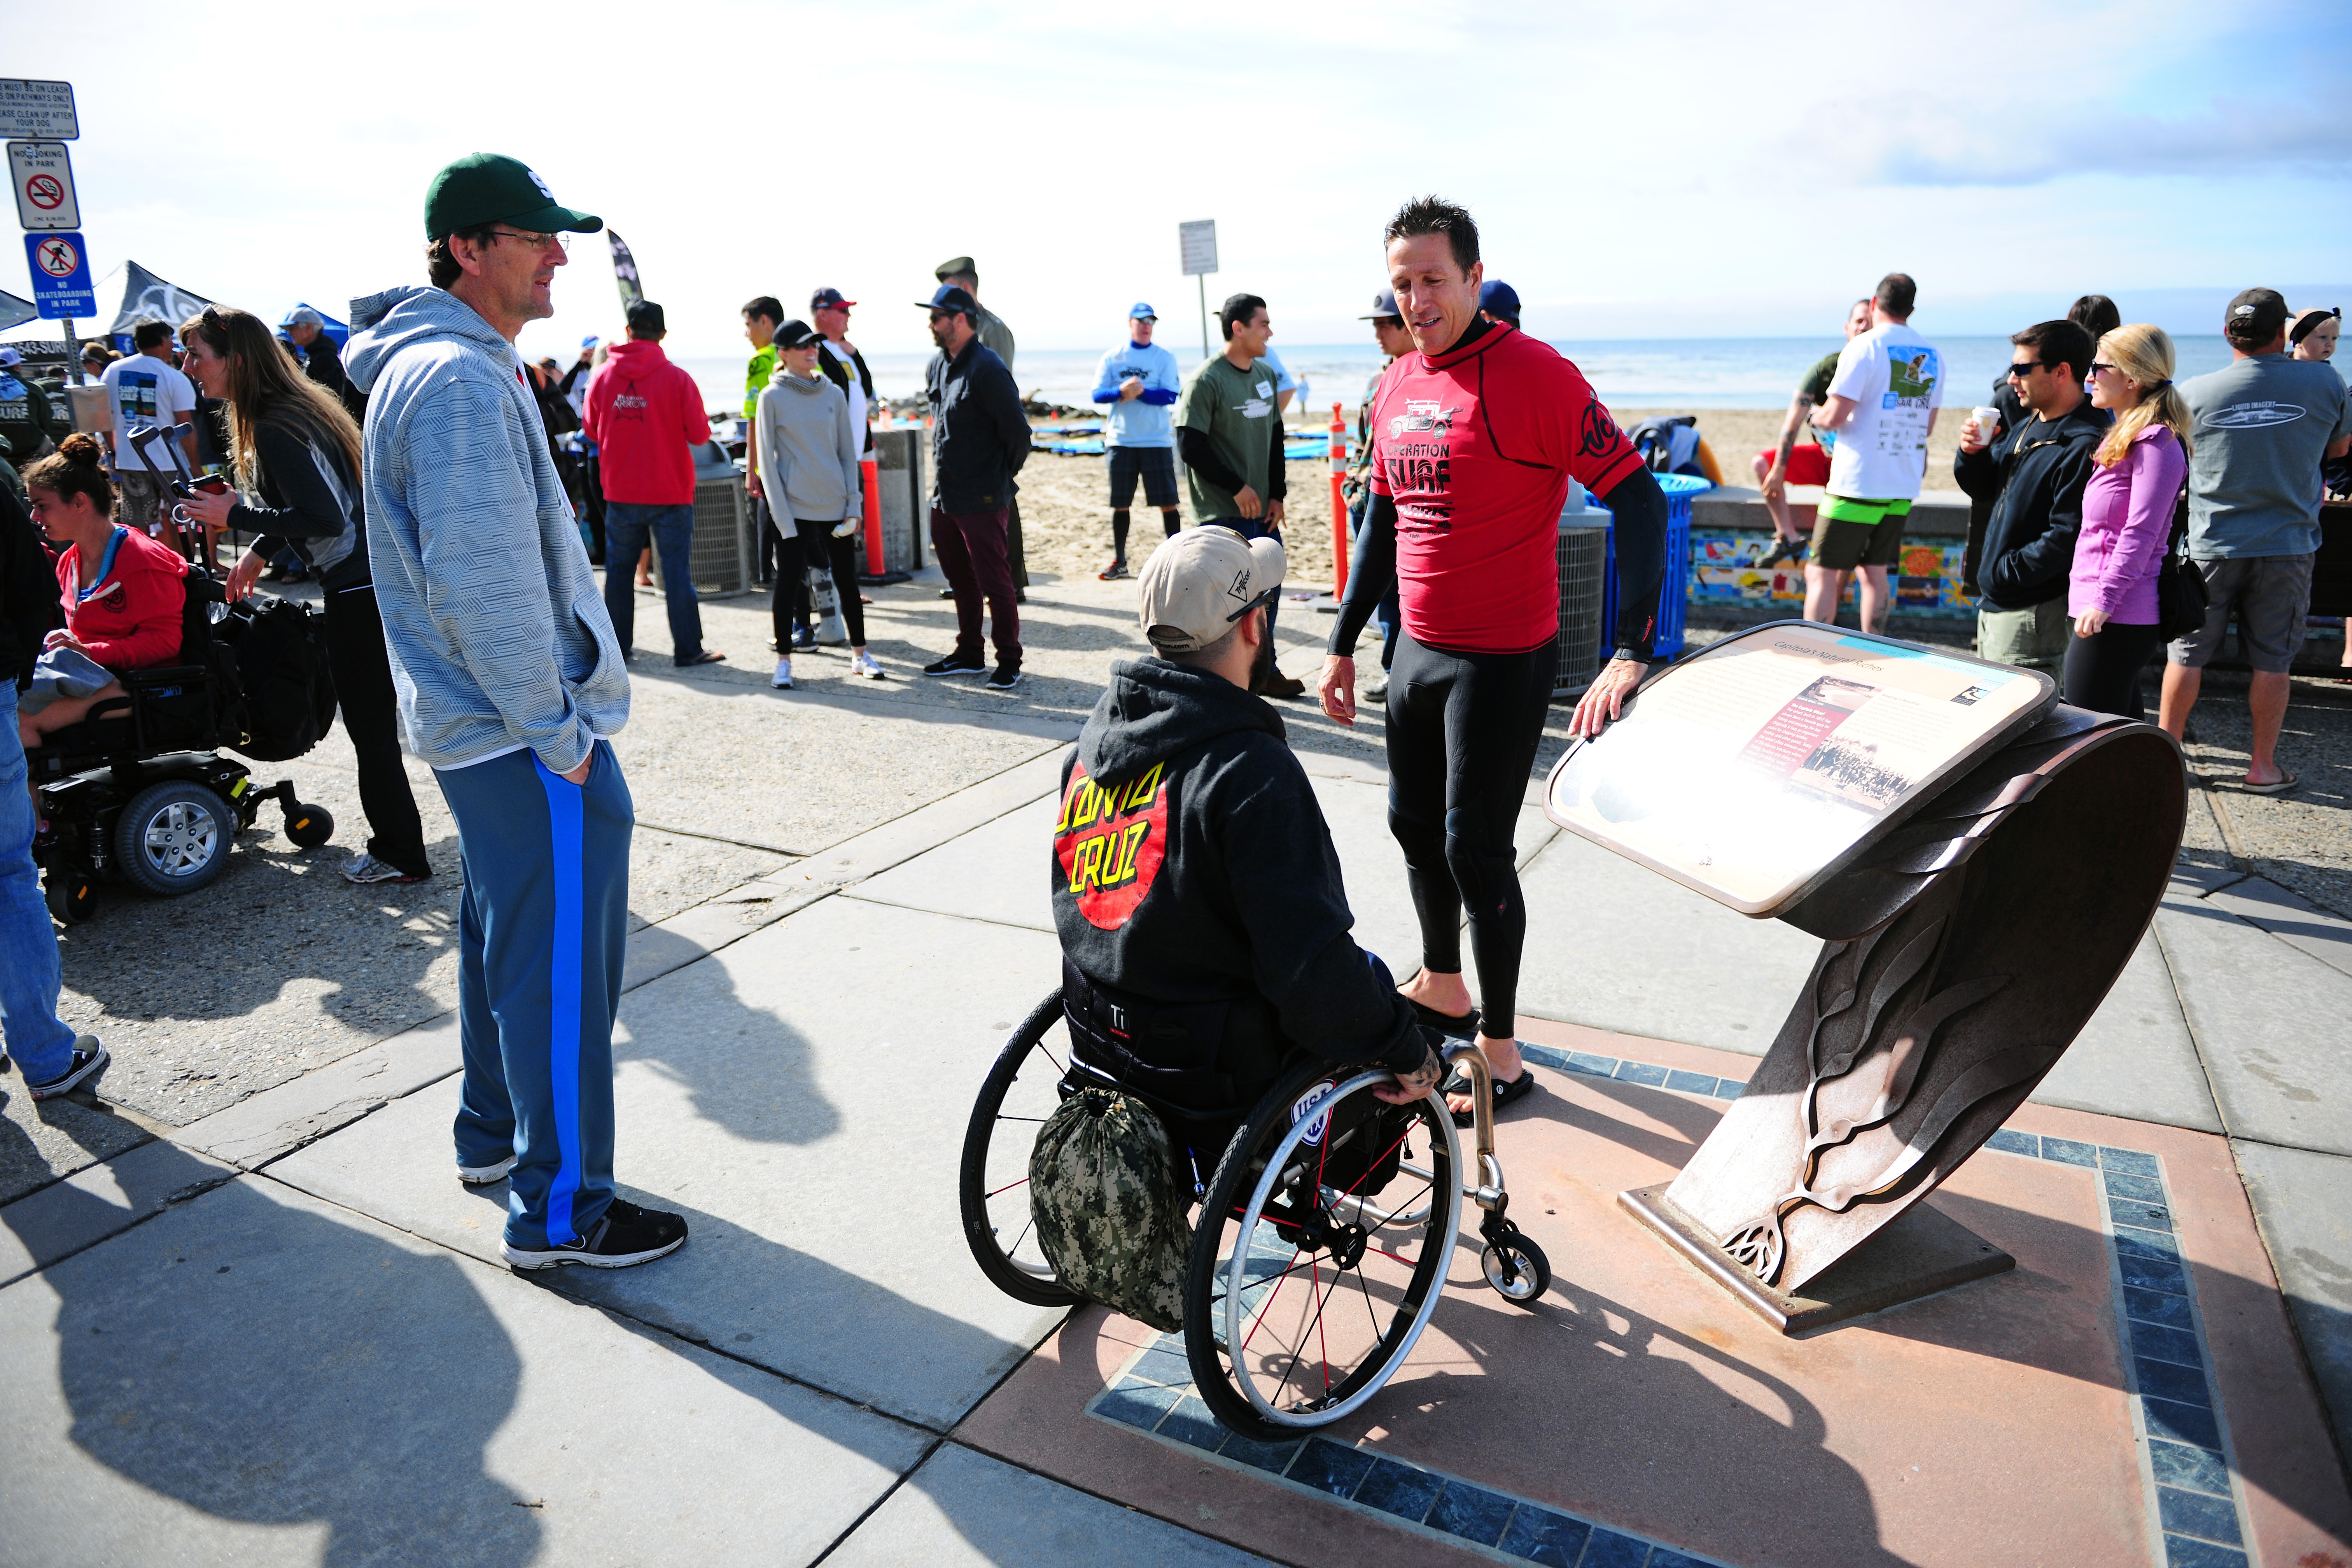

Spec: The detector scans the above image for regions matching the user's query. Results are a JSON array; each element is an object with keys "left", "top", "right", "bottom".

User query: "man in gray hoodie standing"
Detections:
[{"left": 346, "top": 153, "right": 686, "bottom": 1273}]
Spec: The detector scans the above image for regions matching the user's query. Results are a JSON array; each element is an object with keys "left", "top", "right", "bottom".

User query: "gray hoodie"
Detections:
[
  {"left": 345, "top": 285, "right": 627, "bottom": 774},
  {"left": 755, "top": 367, "right": 861, "bottom": 524}
]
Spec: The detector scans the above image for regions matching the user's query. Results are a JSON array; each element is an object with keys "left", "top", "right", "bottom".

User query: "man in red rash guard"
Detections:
[{"left": 1318, "top": 195, "right": 1670, "bottom": 1124}]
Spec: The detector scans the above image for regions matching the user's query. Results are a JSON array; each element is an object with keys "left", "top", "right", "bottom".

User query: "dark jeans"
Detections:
[
  {"left": 602, "top": 501, "right": 706, "bottom": 664},
  {"left": 576, "top": 452, "right": 607, "bottom": 564},
  {"left": 323, "top": 583, "right": 430, "bottom": 878},
  {"left": 931, "top": 505, "right": 1020, "bottom": 667},
  {"left": 1008, "top": 499, "right": 1028, "bottom": 590},
  {"left": 775, "top": 520, "right": 866, "bottom": 648}
]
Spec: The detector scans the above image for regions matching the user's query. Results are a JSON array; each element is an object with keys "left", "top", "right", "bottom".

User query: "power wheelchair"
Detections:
[
  {"left": 26, "top": 567, "right": 335, "bottom": 923},
  {"left": 961, "top": 983, "right": 1551, "bottom": 1444}
]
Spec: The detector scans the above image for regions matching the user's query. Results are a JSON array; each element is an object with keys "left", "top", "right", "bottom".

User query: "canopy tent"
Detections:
[
  {"left": 0, "top": 289, "right": 32, "bottom": 334},
  {"left": 107, "top": 261, "right": 214, "bottom": 338}
]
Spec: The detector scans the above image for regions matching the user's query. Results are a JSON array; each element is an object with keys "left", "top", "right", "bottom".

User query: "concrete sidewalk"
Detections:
[{"left": 4, "top": 573, "right": 2349, "bottom": 1565}]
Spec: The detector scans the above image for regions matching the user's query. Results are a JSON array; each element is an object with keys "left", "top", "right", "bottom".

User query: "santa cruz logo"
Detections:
[
  {"left": 1055, "top": 761, "right": 1172, "bottom": 929},
  {"left": 2206, "top": 401, "right": 2307, "bottom": 430}
]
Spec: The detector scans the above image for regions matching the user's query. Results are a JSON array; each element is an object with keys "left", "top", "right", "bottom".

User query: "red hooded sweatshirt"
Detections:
[
  {"left": 57, "top": 524, "right": 188, "bottom": 670},
  {"left": 583, "top": 338, "right": 709, "bottom": 506}
]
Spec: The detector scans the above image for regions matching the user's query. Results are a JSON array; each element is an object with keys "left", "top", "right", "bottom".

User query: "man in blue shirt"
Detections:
[{"left": 1090, "top": 302, "right": 1182, "bottom": 579}]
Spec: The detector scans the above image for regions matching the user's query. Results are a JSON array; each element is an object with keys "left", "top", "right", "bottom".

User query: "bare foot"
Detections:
[
  {"left": 1400, "top": 967, "right": 1474, "bottom": 1018},
  {"left": 1446, "top": 1033, "right": 1525, "bottom": 1117}
]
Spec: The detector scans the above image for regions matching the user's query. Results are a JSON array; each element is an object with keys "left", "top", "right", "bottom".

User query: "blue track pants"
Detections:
[{"left": 435, "top": 741, "right": 632, "bottom": 1250}]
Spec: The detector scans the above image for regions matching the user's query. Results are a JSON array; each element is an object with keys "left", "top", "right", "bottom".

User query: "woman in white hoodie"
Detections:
[{"left": 756, "top": 320, "right": 878, "bottom": 687}]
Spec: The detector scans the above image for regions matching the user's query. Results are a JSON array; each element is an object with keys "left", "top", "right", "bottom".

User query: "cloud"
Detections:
[{"left": 1861, "top": 93, "right": 2352, "bottom": 187}]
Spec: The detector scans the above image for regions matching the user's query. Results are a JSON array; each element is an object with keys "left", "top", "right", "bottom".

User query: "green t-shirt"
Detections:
[
  {"left": 1792, "top": 350, "right": 1842, "bottom": 448},
  {"left": 744, "top": 344, "right": 779, "bottom": 420},
  {"left": 1176, "top": 353, "right": 1281, "bottom": 522}
]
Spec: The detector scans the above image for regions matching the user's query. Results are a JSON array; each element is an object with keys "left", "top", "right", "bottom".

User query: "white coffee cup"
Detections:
[{"left": 1969, "top": 406, "right": 2002, "bottom": 447}]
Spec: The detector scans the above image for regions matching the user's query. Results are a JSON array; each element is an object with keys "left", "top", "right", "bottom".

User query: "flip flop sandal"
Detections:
[
  {"left": 1402, "top": 973, "right": 1479, "bottom": 1037},
  {"left": 2238, "top": 772, "right": 2299, "bottom": 796},
  {"left": 679, "top": 650, "right": 728, "bottom": 667},
  {"left": 1442, "top": 1062, "right": 1539, "bottom": 1129}
]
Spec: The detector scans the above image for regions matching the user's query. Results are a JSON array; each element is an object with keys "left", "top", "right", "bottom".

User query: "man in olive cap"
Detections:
[
  {"left": 936, "top": 256, "right": 1027, "bottom": 593},
  {"left": 346, "top": 152, "right": 688, "bottom": 1273}
]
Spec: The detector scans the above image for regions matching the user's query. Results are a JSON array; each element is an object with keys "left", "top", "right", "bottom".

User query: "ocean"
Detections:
[{"left": 676, "top": 335, "right": 2277, "bottom": 422}]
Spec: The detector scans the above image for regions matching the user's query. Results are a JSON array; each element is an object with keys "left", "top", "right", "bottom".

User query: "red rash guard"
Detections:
[{"left": 1367, "top": 322, "right": 1643, "bottom": 653}]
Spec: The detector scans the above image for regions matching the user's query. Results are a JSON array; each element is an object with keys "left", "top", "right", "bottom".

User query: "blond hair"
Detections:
[{"left": 2093, "top": 324, "right": 2193, "bottom": 469}]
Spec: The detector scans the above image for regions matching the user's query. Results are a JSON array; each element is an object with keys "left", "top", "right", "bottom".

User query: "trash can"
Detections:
[
  {"left": 650, "top": 453, "right": 754, "bottom": 597},
  {"left": 873, "top": 426, "right": 926, "bottom": 574},
  {"left": 1555, "top": 483, "right": 1612, "bottom": 697},
  {"left": 1596, "top": 471, "right": 1708, "bottom": 665}
]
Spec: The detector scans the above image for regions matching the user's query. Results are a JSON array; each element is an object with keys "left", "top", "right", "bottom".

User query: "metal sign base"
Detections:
[{"left": 1620, "top": 1182, "right": 2011, "bottom": 1335}]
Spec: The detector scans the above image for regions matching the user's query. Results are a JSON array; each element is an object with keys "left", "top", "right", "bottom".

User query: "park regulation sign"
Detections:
[
  {"left": 1178, "top": 219, "right": 1218, "bottom": 277},
  {"left": 23, "top": 230, "right": 94, "bottom": 319},
  {"left": 0, "top": 80, "right": 78, "bottom": 141},
  {"left": 9, "top": 142, "right": 78, "bottom": 229}
]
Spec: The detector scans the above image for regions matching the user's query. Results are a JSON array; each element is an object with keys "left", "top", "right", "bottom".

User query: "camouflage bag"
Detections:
[{"left": 1030, "top": 1085, "right": 1192, "bottom": 1332}]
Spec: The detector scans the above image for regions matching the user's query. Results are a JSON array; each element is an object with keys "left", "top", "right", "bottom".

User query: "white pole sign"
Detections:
[
  {"left": 1178, "top": 219, "right": 1218, "bottom": 277},
  {"left": 9, "top": 142, "right": 78, "bottom": 229},
  {"left": 0, "top": 81, "right": 78, "bottom": 141}
]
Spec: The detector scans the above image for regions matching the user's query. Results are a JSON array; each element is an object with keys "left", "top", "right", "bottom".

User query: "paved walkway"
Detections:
[{"left": 3, "top": 569, "right": 2348, "bottom": 1565}]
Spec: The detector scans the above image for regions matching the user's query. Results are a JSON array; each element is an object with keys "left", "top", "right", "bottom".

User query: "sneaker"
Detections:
[
  {"left": 790, "top": 625, "right": 817, "bottom": 651},
  {"left": 458, "top": 1154, "right": 516, "bottom": 1185},
  {"left": 984, "top": 663, "right": 1024, "bottom": 691},
  {"left": 1758, "top": 537, "right": 1808, "bottom": 568},
  {"left": 27, "top": 1038, "right": 107, "bottom": 1101},
  {"left": 1099, "top": 559, "right": 1129, "bottom": 581},
  {"left": 343, "top": 852, "right": 427, "bottom": 885},
  {"left": 850, "top": 650, "right": 887, "bottom": 680},
  {"left": 1363, "top": 675, "right": 1389, "bottom": 704},
  {"left": 772, "top": 657, "right": 795, "bottom": 690},
  {"left": 923, "top": 652, "right": 989, "bottom": 677},
  {"left": 500, "top": 1198, "right": 688, "bottom": 1270},
  {"left": 938, "top": 587, "right": 956, "bottom": 600},
  {"left": 1262, "top": 670, "right": 1306, "bottom": 700}
]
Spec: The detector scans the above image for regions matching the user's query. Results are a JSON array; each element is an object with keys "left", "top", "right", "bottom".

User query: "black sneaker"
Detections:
[
  {"left": 923, "top": 652, "right": 989, "bottom": 677},
  {"left": 500, "top": 1198, "right": 688, "bottom": 1270},
  {"left": 1098, "top": 559, "right": 1129, "bottom": 581},
  {"left": 790, "top": 625, "right": 817, "bottom": 651},
  {"left": 27, "top": 1038, "right": 107, "bottom": 1101},
  {"left": 984, "top": 664, "right": 1024, "bottom": 691}
]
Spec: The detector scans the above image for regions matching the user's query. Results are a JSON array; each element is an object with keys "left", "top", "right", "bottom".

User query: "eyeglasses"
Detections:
[
  {"left": 2088, "top": 361, "right": 2118, "bottom": 376},
  {"left": 486, "top": 228, "right": 570, "bottom": 253},
  {"left": 2004, "top": 360, "right": 2056, "bottom": 379}
]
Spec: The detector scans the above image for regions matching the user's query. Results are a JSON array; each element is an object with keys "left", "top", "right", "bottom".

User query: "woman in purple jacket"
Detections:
[{"left": 2066, "top": 325, "right": 2191, "bottom": 719}]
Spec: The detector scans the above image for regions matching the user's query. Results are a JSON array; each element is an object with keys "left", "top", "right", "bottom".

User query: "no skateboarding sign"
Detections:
[
  {"left": 9, "top": 141, "right": 79, "bottom": 229},
  {"left": 24, "top": 229, "right": 93, "bottom": 318}
]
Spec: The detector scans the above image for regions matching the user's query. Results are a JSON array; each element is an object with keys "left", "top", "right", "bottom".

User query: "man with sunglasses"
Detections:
[
  {"left": 347, "top": 153, "right": 687, "bottom": 1273},
  {"left": 1954, "top": 319, "right": 2106, "bottom": 671}
]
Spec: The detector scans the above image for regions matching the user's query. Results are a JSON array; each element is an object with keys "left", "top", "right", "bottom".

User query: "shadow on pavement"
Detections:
[{"left": 0, "top": 1142, "right": 536, "bottom": 1566}]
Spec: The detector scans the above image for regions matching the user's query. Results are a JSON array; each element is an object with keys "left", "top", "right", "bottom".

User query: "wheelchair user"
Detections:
[
  {"left": 1050, "top": 525, "right": 1443, "bottom": 1164},
  {"left": 16, "top": 434, "right": 191, "bottom": 755}
]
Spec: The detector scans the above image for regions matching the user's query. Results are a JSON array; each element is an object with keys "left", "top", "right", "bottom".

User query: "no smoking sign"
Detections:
[{"left": 9, "top": 140, "right": 79, "bottom": 229}]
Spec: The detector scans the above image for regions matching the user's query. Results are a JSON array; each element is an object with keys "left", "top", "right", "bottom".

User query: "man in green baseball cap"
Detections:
[{"left": 415, "top": 153, "right": 602, "bottom": 342}]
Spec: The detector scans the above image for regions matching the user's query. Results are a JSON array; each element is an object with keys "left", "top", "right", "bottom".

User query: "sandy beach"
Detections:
[{"left": 1012, "top": 402, "right": 1970, "bottom": 596}]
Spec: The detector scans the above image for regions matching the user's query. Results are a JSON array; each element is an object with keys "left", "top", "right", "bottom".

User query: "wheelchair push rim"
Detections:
[
  {"left": 1189, "top": 1063, "right": 1462, "bottom": 1436},
  {"left": 958, "top": 990, "right": 1082, "bottom": 1307}
]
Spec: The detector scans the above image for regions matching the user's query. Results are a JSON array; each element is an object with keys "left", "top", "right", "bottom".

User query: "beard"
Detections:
[{"left": 1248, "top": 623, "right": 1276, "bottom": 692}]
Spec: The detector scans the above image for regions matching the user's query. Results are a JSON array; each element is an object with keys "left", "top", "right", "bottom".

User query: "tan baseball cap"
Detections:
[{"left": 1137, "top": 526, "right": 1286, "bottom": 654}]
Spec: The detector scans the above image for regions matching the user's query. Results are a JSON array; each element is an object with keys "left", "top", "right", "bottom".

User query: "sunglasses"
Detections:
[
  {"left": 2088, "top": 361, "right": 2119, "bottom": 376},
  {"left": 2004, "top": 360, "right": 2058, "bottom": 378}
]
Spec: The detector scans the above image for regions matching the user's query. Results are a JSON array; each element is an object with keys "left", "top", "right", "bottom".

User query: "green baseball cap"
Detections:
[{"left": 424, "top": 153, "right": 602, "bottom": 240}]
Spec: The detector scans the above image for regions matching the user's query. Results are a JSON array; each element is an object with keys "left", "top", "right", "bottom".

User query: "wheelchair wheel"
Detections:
[
  {"left": 1481, "top": 1227, "right": 1551, "bottom": 1305},
  {"left": 112, "top": 780, "right": 234, "bottom": 897},
  {"left": 1183, "top": 1054, "right": 1462, "bottom": 1443},
  {"left": 283, "top": 801, "right": 334, "bottom": 849},
  {"left": 44, "top": 871, "right": 94, "bottom": 925},
  {"left": 959, "top": 989, "right": 1082, "bottom": 1308}
]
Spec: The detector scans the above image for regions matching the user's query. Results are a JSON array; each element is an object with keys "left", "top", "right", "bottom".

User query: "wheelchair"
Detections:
[
  {"left": 27, "top": 567, "right": 335, "bottom": 924},
  {"left": 961, "top": 987, "right": 1551, "bottom": 1444}
]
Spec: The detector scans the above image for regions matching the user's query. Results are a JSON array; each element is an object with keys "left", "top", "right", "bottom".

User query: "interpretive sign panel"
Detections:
[
  {"left": 1178, "top": 219, "right": 1218, "bottom": 277},
  {"left": 1544, "top": 621, "right": 2053, "bottom": 916}
]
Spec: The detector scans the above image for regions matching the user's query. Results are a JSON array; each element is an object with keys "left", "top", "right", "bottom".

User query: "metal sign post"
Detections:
[{"left": 1178, "top": 219, "right": 1218, "bottom": 360}]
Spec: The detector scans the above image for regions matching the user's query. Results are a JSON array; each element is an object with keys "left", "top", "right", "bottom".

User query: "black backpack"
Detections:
[{"left": 216, "top": 596, "right": 338, "bottom": 761}]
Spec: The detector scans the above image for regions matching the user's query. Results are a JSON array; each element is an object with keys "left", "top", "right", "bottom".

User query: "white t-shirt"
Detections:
[
  {"left": 820, "top": 340, "right": 869, "bottom": 450},
  {"left": 1824, "top": 321, "right": 1944, "bottom": 501},
  {"left": 101, "top": 353, "right": 197, "bottom": 471}
]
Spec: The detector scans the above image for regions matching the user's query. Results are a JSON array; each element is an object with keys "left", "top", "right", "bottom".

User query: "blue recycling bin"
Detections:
[{"left": 1596, "top": 471, "right": 1708, "bottom": 664}]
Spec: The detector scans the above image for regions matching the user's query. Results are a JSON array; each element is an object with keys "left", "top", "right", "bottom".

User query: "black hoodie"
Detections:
[
  {"left": 1955, "top": 400, "right": 2107, "bottom": 611},
  {"left": 1053, "top": 658, "right": 1426, "bottom": 1114}
]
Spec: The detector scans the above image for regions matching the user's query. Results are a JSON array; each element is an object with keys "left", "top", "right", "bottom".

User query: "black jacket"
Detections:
[
  {"left": 2, "top": 481, "right": 60, "bottom": 690},
  {"left": 924, "top": 337, "right": 1028, "bottom": 513},
  {"left": 1053, "top": 660, "right": 1426, "bottom": 1116},
  {"left": 1955, "top": 401, "right": 2106, "bottom": 611},
  {"left": 226, "top": 416, "right": 371, "bottom": 593}
]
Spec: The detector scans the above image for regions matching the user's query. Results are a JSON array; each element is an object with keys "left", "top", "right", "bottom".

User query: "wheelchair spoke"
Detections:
[{"left": 985, "top": 1175, "right": 1030, "bottom": 1200}]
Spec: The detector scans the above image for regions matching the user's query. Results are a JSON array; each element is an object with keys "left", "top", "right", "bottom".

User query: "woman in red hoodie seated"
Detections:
[{"left": 17, "top": 433, "right": 189, "bottom": 749}]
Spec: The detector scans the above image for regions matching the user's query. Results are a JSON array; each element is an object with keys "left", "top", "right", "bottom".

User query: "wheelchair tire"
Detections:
[
  {"left": 44, "top": 871, "right": 94, "bottom": 924},
  {"left": 959, "top": 988, "right": 1083, "bottom": 1309},
  {"left": 1183, "top": 1054, "right": 1462, "bottom": 1444},
  {"left": 1481, "top": 1230, "right": 1550, "bottom": 1306},
  {"left": 111, "top": 780, "right": 234, "bottom": 898},
  {"left": 284, "top": 801, "right": 334, "bottom": 849}
]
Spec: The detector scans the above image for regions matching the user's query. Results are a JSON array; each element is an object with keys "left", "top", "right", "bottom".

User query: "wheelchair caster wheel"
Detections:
[
  {"left": 45, "top": 873, "right": 94, "bottom": 924},
  {"left": 1481, "top": 1231, "right": 1550, "bottom": 1305},
  {"left": 284, "top": 803, "right": 334, "bottom": 849}
]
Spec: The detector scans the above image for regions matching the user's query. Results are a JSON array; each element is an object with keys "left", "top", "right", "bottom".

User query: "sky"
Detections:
[{"left": 5, "top": 0, "right": 2347, "bottom": 364}]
